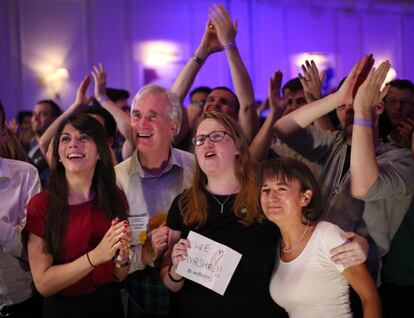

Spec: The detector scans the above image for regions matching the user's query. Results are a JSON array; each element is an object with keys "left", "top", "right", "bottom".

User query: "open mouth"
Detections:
[
  {"left": 137, "top": 132, "right": 153, "bottom": 139},
  {"left": 67, "top": 153, "right": 85, "bottom": 160},
  {"left": 204, "top": 151, "right": 216, "bottom": 158}
]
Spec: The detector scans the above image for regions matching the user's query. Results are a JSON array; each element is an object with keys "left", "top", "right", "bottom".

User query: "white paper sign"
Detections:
[
  {"left": 176, "top": 231, "right": 242, "bottom": 295},
  {"left": 128, "top": 214, "right": 149, "bottom": 245}
]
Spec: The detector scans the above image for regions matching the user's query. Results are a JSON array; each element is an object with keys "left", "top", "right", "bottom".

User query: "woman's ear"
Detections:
[
  {"left": 234, "top": 148, "right": 240, "bottom": 155},
  {"left": 301, "top": 189, "right": 313, "bottom": 207}
]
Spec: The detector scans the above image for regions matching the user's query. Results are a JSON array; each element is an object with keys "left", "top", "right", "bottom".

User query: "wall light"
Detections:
[{"left": 40, "top": 67, "right": 70, "bottom": 100}]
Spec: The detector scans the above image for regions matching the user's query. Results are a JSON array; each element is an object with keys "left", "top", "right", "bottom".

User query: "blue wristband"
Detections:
[
  {"left": 353, "top": 118, "right": 374, "bottom": 127},
  {"left": 224, "top": 42, "right": 237, "bottom": 50}
]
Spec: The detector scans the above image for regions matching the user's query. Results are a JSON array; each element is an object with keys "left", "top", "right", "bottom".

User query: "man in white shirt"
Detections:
[{"left": 0, "top": 101, "right": 42, "bottom": 317}]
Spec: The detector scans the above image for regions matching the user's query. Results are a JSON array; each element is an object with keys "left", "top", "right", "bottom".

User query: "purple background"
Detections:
[{"left": 1, "top": 0, "right": 414, "bottom": 120}]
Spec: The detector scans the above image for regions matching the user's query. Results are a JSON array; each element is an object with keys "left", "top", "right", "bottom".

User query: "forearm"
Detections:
[
  {"left": 350, "top": 110, "right": 379, "bottom": 198},
  {"left": 39, "top": 102, "right": 82, "bottom": 159},
  {"left": 34, "top": 254, "right": 94, "bottom": 297},
  {"left": 160, "top": 264, "right": 184, "bottom": 292},
  {"left": 249, "top": 110, "right": 281, "bottom": 162},
  {"left": 225, "top": 47, "right": 258, "bottom": 140},
  {"left": 171, "top": 46, "right": 209, "bottom": 101},
  {"left": 98, "top": 97, "right": 132, "bottom": 141},
  {"left": 275, "top": 93, "right": 340, "bottom": 139}
]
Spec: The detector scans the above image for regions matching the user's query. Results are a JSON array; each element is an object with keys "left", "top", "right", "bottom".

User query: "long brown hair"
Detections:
[
  {"left": 179, "top": 111, "right": 261, "bottom": 227},
  {"left": 45, "top": 113, "right": 128, "bottom": 262}
]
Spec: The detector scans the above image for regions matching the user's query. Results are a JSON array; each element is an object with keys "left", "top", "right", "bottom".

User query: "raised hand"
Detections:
[
  {"left": 91, "top": 63, "right": 107, "bottom": 100},
  {"left": 268, "top": 71, "right": 288, "bottom": 116},
  {"left": 335, "top": 55, "right": 375, "bottom": 107},
  {"left": 208, "top": 4, "right": 238, "bottom": 46},
  {"left": 298, "top": 60, "right": 326, "bottom": 103},
  {"left": 353, "top": 60, "right": 391, "bottom": 115},
  {"left": 74, "top": 75, "right": 93, "bottom": 107},
  {"left": 199, "top": 20, "right": 224, "bottom": 56}
]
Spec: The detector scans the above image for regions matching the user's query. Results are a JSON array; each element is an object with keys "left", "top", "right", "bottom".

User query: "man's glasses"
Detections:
[
  {"left": 192, "top": 130, "right": 231, "bottom": 146},
  {"left": 191, "top": 100, "right": 206, "bottom": 107}
]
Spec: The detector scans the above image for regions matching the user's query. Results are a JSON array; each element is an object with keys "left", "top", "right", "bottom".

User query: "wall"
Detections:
[{"left": 1, "top": 0, "right": 413, "bottom": 120}]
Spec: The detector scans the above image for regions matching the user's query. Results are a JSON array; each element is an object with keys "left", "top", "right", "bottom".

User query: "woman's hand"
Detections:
[{"left": 88, "top": 218, "right": 129, "bottom": 266}]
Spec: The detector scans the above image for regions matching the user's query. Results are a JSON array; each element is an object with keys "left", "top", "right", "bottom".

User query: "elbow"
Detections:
[
  {"left": 34, "top": 281, "right": 54, "bottom": 298},
  {"left": 350, "top": 185, "right": 369, "bottom": 199}
]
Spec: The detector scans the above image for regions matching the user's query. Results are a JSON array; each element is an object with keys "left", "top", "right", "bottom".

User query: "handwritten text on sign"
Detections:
[{"left": 176, "top": 231, "right": 242, "bottom": 295}]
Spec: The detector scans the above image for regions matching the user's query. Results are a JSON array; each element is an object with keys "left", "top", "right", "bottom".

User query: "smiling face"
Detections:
[
  {"left": 58, "top": 124, "right": 99, "bottom": 175},
  {"left": 194, "top": 118, "right": 239, "bottom": 177},
  {"left": 130, "top": 91, "right": 176, "bottom": 158},
  {"left": 260, "top": 177, "right": 311, "bottom": 225},
  {"left": 204, "top": 89, "right": 239, "bottom": 120}
]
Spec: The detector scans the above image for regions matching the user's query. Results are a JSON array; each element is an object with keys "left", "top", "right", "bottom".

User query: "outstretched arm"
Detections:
[
  {"left": 92, "top": 64, "right": 132, "bottom": 142},
  {"left": 38, "top": 76, "right": 92, "bottom": 164},
  {"left": 209, "top": 4, "right": 258, "bottom": 141},
  {"left": 249, "top": 71, "right": 287, "bottom": 162},
  {"left": 275, "top": 55, "right": 373, "bottom": 140},
  {"left": 350, "top": 60, "right": 391, "bottom": 198}
]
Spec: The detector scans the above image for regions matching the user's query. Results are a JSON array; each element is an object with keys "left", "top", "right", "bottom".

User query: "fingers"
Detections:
[
  {"left": 352, "top": 54, "right": 375, "bottom": 98},
  {"left": 172, "top": 239, "right": 191, "bottom": 265}
]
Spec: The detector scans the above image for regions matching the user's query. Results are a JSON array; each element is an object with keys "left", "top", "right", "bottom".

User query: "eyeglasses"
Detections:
[
  {"left": 191, "top": 100, "right": 206, "bottom": 107},
  {"left": 192, "top": 130, "right": 231, "bottom": 146},
  {"left": 384, "top": 97, "right": 413, "bottom": 108}
]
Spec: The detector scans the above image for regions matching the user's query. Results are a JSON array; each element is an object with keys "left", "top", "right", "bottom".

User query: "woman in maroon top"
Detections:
[{"left": 26, "top": 113, "right": 130, "bottom": 318}]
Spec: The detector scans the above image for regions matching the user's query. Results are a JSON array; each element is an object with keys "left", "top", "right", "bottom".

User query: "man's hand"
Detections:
[
  {"left": 91, "top": 63, "right": 107, "bottom": 100},
  {"left": 268, "top": 71, "right": 288, "bottom": 117},
  {"left": 74, "top": 75, "right": 93, "bottom": 107},
  {"left": 353, "top": 60, "right": 391, "bottom": 116},
  {"left": 298, "top": 60, "right": 325, "bottom": 103},
  {"left": 143, "top": 222, "right": 169, "bottom": 264},
  {"left": 330, "top": 232, "right": 368, "bottom": 268},
  {"left": 208, "top": 4, "right": 238, "bottom": 47}
]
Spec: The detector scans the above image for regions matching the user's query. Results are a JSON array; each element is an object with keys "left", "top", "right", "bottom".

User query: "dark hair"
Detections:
[
  {"left": 17, "top": 111, "right": 32, "bottom": 125},
  {"left": 105, "top": 88, "right": 130, "bottom": 102},
  {"left": 282, "top": 78, "right": 303, "bottom": 95},
  {"left": 211, "top": 86, "right": 240, "bottom": 112},
  {"left": 36, "top": 100, "right": 62, "bottom": 118},
  {"left": 259, "top": 158, "right": 322, "bottom": 222},
  {"left": 45, "top": 113, "right": 128, "bottom": 261},
  {"left": 190, "top": 86, "right": 212, "bottom": 100},
  {"left": 0, "top": 100, "right": 5, "bottom": 128},
  {"left": 386, "top": 79, "right": 414, "bottom": 93},
  {"left": 81, "top": 104, "right": 117, "bottom": 139},
  {"left": 180, "top": 111, "right": 261, "bottom": 226}
]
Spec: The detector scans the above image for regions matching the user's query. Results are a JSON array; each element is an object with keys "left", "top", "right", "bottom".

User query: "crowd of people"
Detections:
[{"left": 1, "top": 3, "right": 414, "bottom": 318}]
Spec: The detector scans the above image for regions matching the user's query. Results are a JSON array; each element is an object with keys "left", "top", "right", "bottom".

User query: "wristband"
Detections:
[
  {"left": 353, "top": 118, "right": 374, "bottom": 127},
  {"left": 86, "top": 252, "right": 96, "bottom": 268},
  {"left": 97, "top": 95, "right": 110, "bottom": 104},
  {"left": 192, "top": 54, "right": 203, "bottom": 65},
  {"left": 168, "top": 264, "right": 184, "bottom": 283},
  {"left": 224, "top": 42, "right": 237, "bottom": 50}
]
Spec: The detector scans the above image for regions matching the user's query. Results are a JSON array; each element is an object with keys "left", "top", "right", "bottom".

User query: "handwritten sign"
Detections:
[
  {"left": 128, "top": 214, "right": 149, "bottom": 245},
  {"left": 176, "top": 231, "right": 242, "bottom": 295}
]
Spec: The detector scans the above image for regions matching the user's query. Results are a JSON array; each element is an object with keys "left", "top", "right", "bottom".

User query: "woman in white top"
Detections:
[{"left": 259, "top": 158, "right": 381, "bottom": 318}]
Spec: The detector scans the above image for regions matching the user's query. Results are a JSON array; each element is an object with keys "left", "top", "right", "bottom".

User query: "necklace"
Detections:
[
  {"left": 211, "top": 193, "right": 232, "bottom": 214},
  {"left": 281, "top": 220, "right": 310, "bottom": 253}
]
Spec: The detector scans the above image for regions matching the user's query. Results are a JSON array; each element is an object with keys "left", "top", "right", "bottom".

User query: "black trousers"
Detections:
[
  {"left": 42, "top": 283, "right": 124, "bottom": 318},
  {"left": 0, "top": 293, "right": 42, "bottom": 318}
]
